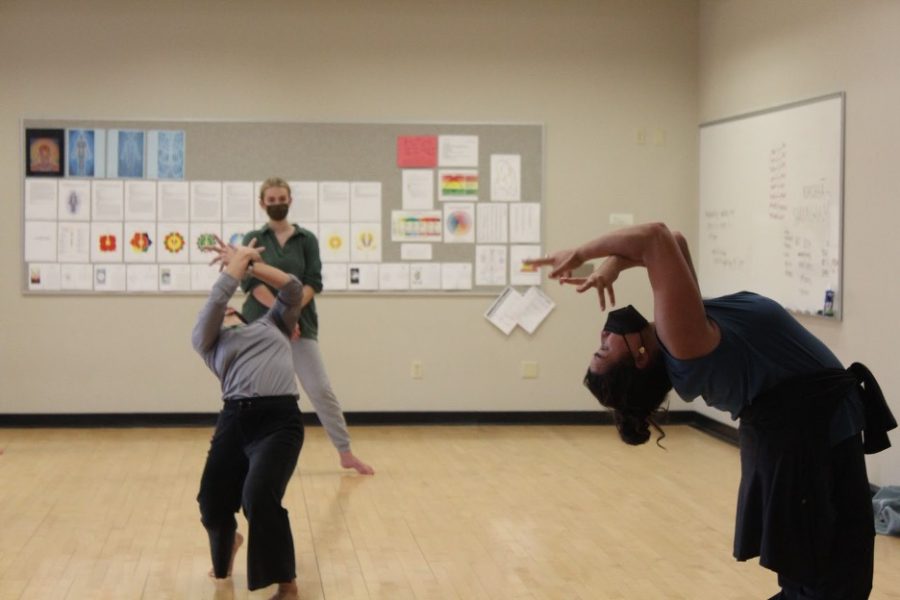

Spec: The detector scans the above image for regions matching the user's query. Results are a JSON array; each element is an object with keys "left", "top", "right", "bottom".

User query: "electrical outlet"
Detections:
[
  {"left": 521, "top": 361, "right": 539, "bottom": 379},
  {"left": 652, "top": 128, "right": 667, "bottom": 146},
  {"left": 411, "top": 360, "right": 424, "bottom": 379}
]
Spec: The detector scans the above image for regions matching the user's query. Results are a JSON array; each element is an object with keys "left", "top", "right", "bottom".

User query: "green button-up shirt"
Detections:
[{"left": 240, "top": 224, "right": 323, "bottom": 340}]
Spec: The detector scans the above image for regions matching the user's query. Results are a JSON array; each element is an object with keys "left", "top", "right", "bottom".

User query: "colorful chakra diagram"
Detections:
[
  {"left": 99, "top": 234, "right": 117, "bottom": 252},
  {"left": 196, "top": 233, "right": 217, "bottom": 250},
  {"left": 356, "top": 231, "right": 376, "bottom": 250},
  {"left": 130, "top": 232, "right": 152, "bottom": 253},
  {"left": 164, "top": 232, "right": 185, "bottom": 254}
]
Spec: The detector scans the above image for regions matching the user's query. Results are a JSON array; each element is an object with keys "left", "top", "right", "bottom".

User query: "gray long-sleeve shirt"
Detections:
[{"left": 192, "top": 272, "right": 303, "bottom": 400}]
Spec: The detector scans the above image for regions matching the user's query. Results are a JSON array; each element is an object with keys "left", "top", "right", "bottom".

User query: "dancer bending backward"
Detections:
[
  {"left": 527, "top": 222, "right": 895, "bottom": 600},
  {"left": 242, "top": 178, "right": 373, "bottom": 475},
  {"left": 193, "top": 238, "right": 304, "bottom": 599}
]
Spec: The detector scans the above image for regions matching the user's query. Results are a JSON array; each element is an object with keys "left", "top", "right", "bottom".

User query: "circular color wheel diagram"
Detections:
[{"left": 447, "top": 211, "right": 472, "bottom": 236}]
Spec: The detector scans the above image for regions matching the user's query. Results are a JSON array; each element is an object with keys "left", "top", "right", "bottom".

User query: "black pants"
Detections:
[
  {"left": 197, "top": 397, "right": 304, "bottom": 590},
  {"left": 768, "top": 434, "right": 874, "bottom": 600}
]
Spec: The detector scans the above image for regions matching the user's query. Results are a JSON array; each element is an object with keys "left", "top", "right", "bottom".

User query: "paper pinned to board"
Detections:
[
  {"left": 516, "top": 286, "right": 555, "bottom": 334},
  {"left": 484, "top": 285, "right": 555, "bottom": 336},
  {"left": 484, "top": 286, "right": 524, "bottom": 335}
]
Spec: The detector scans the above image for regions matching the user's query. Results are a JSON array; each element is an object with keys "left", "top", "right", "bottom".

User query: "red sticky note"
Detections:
[{"left": 397, "top": 135, "right": 437, "bottom": 168}]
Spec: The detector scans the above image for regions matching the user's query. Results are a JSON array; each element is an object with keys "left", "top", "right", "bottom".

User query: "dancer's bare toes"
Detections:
[{"left": 268, "top": 580, "right": 298, "bottom": 599}]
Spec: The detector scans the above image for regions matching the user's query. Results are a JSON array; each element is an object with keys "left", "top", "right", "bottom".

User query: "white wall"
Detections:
[
  {"left": 698, "top": 0, "right": 900, "bottom": 484},
  {"left": 0, "top": 2, "right": 699, "bottom": 413},
  {"left": 3, "top": 0, "right": 894, "bottom": 484}
]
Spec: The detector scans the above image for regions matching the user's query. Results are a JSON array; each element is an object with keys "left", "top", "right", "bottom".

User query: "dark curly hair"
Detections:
[{"left": 583, "top": 356, "right": 672, "bottom": 446}]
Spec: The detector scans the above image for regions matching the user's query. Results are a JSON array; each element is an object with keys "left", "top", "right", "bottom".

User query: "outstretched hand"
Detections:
[
  {"left": 521, "top": 248, "right": 585, "bottom": 280},
  {"left": 207, "top": 237, "right": 265, "bottom": 271},
  {"left": 558, "top": 256, "right": 621, "bottom": 311}
]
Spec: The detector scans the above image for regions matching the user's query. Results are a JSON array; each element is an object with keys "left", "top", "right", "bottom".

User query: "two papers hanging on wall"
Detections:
[{"left": 484, "top": 286, "right": 554, "bottom": 335}]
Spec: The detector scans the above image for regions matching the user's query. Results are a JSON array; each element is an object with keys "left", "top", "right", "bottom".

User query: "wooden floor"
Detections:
[{"left": 0, "top": 425, "right": 897, "bottom": 600}]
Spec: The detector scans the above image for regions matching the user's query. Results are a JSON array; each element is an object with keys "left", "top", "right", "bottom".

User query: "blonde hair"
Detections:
[{"left": 259, "top": 177, "right": 292, "bottom": 201}]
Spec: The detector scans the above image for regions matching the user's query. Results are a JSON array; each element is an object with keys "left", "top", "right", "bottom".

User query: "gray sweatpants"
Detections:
[{"left": 291, "top": 338, "right": 351, "bottom": 452}]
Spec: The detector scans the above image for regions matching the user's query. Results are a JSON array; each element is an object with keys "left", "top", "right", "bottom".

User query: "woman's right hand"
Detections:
[
  {"left": 235, "top": 238, "right": 265, "bottom": 264},
  {"left": 522, "top": 248, "right": 585, "bottom": 280}
]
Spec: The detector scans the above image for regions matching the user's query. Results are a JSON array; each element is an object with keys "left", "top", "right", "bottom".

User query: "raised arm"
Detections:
[
  {"left": 672, "top": 230, "right": 698, "bottom": 286},
  {"left": 529, "top": 223, "right": 718, "bottom": 359},
  {"left": 209, "top": 237, "right": 302, "bottom": 335},
  {"left": 558, "top": 229, "right": 699, "bottom": 309},
  {"left": 242, "top": 235, "right": 317, "bottom": 333},
  {"left": 191, "top": 272, "right": 238, "bottom": 355},
  {"left": 192, "top": 240, "right": 266, "bottom": 354},
  {"left": 253, "top": 261, "right": 303, "bottom": 335}
]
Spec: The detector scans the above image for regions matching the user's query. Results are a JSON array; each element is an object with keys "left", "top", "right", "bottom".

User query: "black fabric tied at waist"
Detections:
[
  {"left": 223, "top": 395, "right": 299, "bottom": 410},
  {"left": 847, "top": 362, "right": 897, "bottom": 454},
  {"left": 733, "top": 363, "right": 895, "bottom": 586}
]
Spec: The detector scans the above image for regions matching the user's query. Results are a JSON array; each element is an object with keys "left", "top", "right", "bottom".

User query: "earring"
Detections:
[{"left": 638, "top": 347, "right": 646, "bottom": 355}]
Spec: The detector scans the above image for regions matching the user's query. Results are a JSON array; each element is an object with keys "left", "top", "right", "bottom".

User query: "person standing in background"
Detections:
[{"left": 242, "top": 177, "right": 374, "bottom": 475}]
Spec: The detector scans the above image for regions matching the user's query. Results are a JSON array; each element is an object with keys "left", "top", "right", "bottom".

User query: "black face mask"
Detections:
[
  {"left": 603, "top": 305, "right": 649, "bottom": 335},
  {"left": 266, "top": 204, "right": 290, "bottom": 221}
]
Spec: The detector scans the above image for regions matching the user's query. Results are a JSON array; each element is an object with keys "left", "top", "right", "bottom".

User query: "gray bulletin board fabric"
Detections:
[{"left": 21, "top": 119, "right": 543, "bottom": 295}]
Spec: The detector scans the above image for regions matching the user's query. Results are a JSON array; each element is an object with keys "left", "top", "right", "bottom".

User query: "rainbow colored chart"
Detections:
[
  {"left": 391, "top": 211, "right": 443, "bottom": 241},
  {"left": 440, "top": 171, "right": 478, "bottom": 197}
]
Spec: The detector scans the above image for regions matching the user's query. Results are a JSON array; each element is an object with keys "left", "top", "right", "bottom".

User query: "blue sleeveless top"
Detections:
[{"left": 660, "top": 291, "right": 863, "bottom": 443}]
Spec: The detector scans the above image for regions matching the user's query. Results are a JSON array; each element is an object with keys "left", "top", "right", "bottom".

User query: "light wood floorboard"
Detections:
[{"left": 0, "top": 425, "right": 897, "bottom": 599}]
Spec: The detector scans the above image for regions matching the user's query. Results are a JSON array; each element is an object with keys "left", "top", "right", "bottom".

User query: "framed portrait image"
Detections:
[{"left": 25, "top": 128, "right": 65, "bottom": 177}]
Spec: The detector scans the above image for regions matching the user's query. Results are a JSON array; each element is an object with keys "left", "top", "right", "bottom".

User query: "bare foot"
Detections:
[
  {"left": 208, "top": 532, "right": 244, "bottom": 579},
  {"left": 212, "top": 577, "right": 235, "bottom": 600},
  {"left": 339, "top": 450, "right": 375, "bottom": 475},
  {"left": 268, "top": 580, "right": 298, "bottom": 599}
]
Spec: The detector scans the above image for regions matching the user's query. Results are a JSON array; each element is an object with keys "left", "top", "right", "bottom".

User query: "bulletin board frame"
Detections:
[{"left": 20, "top": 118, "right": 544, "bottom": 296}]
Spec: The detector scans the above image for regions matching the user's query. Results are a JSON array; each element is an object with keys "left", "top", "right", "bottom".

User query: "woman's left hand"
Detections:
[
  {"left": 207, "top": 236, "right": 265, "bottom": 270},
  {"left": 559, "top": 257, "right": 621, "bottom": 310}
]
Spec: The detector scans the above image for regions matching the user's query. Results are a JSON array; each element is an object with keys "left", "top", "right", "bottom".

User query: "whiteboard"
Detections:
[{"left": 698, "top": 93, "right": 844, "bottom": 318}]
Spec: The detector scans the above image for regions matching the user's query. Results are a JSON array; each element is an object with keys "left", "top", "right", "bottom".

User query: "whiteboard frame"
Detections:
[{"left": 698, "top": 92, "right": 845, "bottom": 320}]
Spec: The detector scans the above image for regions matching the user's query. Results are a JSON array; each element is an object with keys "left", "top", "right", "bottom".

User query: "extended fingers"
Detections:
[
  {"left": 522, "top": 256, "right": 555, "bottom": 267},
  {"left": 597, "top": 286, "right": 607, "bottom": 310}
]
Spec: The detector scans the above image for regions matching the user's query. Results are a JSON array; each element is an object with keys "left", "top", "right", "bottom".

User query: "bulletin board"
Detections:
[
  {"left": 698, "top": 93, "right": 844, "bottom": 318},
  {"left": 21, "top": 119, "right": 544, "bottom": 295}
]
